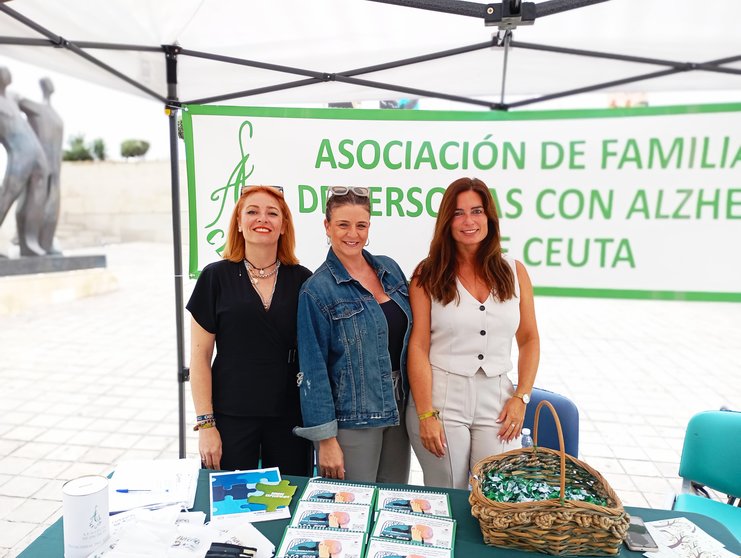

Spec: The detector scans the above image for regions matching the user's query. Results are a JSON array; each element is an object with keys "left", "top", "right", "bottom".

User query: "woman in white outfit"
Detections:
[{"left": 406, "top": 177, "right": 540, "bottom": 489}]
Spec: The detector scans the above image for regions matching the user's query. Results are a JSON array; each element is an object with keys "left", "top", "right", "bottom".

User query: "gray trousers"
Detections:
[
  {"left": 334, "top": 373, "right": 410, "bottom": 484},
  {"left": 335, "top": 418, "right": 410, "bottom": 484},
  {"left": 407, "top": 368, "right": 520, "bottom": 489}
]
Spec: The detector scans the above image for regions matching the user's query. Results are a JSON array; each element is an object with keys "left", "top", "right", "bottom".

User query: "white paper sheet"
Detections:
[
  {"left": 209, "top": 518, "right": 275, "bottom": 558},
  {"left": 645, "top": 517, "right": 735, "bottom": 558},
  {"left": 108, "top": 458, "right": 200, "bottom": 513}
]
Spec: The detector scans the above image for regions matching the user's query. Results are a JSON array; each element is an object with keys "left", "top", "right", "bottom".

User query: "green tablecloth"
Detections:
[{"left": 20, "top": 470, "right": 740, "bottom": 557}]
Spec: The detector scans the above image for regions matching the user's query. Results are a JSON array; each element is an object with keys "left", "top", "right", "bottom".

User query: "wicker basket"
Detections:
[{"left": 469, "top": 401, "right": 629, "bottom": 555}]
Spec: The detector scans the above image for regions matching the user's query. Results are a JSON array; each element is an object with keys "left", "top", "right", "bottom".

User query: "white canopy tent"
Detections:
[
  {"left": 1, "top": 0, "right": 739, "bottom": 454},
  {"left": 0, "top": 1, "right": 739, "bottom": 107}
]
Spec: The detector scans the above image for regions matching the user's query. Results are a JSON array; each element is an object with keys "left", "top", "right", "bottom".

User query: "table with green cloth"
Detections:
[{"left": 19, "top": 470, "right": 741, "bottom": 557}]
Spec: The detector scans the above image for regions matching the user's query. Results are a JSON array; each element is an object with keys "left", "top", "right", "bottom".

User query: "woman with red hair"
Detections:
[{"left": 187, "top": 185, "right": 313, "bottom": 474}]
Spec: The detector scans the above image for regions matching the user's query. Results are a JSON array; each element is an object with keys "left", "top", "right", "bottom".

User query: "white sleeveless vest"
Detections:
[{"left": 428, "top": 255, "right": 520, "bottom": 377}]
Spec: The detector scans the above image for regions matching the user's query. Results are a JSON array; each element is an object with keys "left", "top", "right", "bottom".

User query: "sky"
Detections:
[{"left": 0, "top": 55, "right": 172, "bottom": 161}]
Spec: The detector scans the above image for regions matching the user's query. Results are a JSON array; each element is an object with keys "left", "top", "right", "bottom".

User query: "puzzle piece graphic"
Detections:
[
  {"left": 224, "top": 482, "right": 255, "bottom": 501},
  {"left": 211, "top": 483, "right": 257, "bottom": 502},
  {"left": 211, "top": 470, "right": 286, "bottom": 517},
  {"left": 247, "top": 480, "right": 297, "bottom": 512},
  {"left": 213, "top": 493, "right": 268, "bottom": 515},
  {"left": 256, "top": 479, "right": 297, "bottom": 497},
  {"left": 248, "top": 493, "right": 290, "bottom": 512}
]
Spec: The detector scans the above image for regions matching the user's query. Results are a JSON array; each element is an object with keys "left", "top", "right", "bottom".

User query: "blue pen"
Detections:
[{"left": 116, "top": 488, "right": 168, "bottom": 493}]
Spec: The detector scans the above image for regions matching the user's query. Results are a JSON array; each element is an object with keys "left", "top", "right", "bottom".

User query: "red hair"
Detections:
[{"left": 222, "top": 186, "right": 299, "bottom": 265}]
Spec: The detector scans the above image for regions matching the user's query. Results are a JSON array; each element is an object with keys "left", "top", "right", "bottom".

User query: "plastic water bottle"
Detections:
[{"left": 521, "top": 428, "right": 534, "bottom": 448}]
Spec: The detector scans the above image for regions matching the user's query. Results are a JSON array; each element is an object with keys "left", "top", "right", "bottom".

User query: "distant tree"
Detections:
[
  {"left": 121, "top": 139, "right": 150, "bottom": 159},
  {"left": 92, "top": 138, "right": 106, "bottom": 161},
  {"left": 63, "top": 134, "right": 94, "bottom": 161}
]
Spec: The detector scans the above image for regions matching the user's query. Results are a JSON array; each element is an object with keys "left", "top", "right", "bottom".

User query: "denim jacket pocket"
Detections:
[
  {"left": 328, "top": 300, "right": 364, "bottom": 320},
  {"left": 327, "top": 300, "right": 366, "bottom": 346}
]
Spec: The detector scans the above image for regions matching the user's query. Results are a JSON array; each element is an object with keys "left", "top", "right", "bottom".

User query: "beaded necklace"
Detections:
[{"left": 244, "top": 259, "right": 280, "bottom": 309}]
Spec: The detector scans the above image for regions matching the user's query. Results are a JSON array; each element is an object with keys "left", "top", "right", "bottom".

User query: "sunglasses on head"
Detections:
[
  {"left": 328, "top": 186, "right": 369, "bottom": 197},
  {"left": 240, "top": 185, "right": 284, "bottom": 195}
]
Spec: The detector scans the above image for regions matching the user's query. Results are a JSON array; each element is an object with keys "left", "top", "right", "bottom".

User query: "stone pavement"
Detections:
[{"left": 1, "top": 242, "right": 739, "bottom": 557}]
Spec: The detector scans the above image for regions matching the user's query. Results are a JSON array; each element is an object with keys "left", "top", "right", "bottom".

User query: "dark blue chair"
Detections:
[{"left": 521, "top": 387, "right": 579, "bottom": 457}]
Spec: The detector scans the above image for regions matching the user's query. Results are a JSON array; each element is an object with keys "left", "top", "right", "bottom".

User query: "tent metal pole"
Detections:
[
  {"left": 534, "top": 0, "right": 609, "bottom": 18},
  {"left": 0, "top": 4, "right": 167, "bottom": 102},
  {"left": 0, "top": 36, "right": 161, "bottom": 51},
  {"left": 184, "top": 77, "right": 321, "bottom": 106},
  {"left": 341, "top": 39, "right": 496, "bottom": 76},
  {"left": 179, "top": 48, "right": 324, "bottom": 79},
  {"left": 512, "top": 40, "right": 741, "bottom": 75},
  {"left": 508, "top": 67, "right": 683, "bottom": 109},
  {"left": 163, "top": 45, "right": 188, "bottom": 458},
  {"left": 332, "top": 73, "right": 502, "bottom": 109},
  {"left": 499, "top": 30, "right": 512, "bottom": 106},
  {"left": 56, "top": 40, "right": 162, "bottom": 52},
  {"left": 366, "top": 0, "right": 486, "bottom": 18},
  {"left": 180, "top": 38, "right": 502, "bottom": 107}
]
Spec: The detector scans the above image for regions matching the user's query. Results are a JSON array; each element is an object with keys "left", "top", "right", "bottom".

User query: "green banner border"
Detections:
[
  {"left": 182, "top": 102, "right": 741, "bottom": 302},
  {"left": 183, "top": 101, "right": 741, "bottom": 121},
  {"left": 181, "top": 110, "right": 200, "bottom": 279},
  {"left": 534, "top": 287, "right": 741, "bottom": 302}
]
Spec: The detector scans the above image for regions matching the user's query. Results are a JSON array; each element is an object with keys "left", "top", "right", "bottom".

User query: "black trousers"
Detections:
[{"left": 214, "top": 413, "right": 313, "bottom": 475}]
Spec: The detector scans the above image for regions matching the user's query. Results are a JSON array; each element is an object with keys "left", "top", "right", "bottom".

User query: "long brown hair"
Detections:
[
  {"left": 415, "top": 177, "right": 514, "bottom": 305},
  {"left": 222, "top": 186, "right": 299, "bottom": 265}
]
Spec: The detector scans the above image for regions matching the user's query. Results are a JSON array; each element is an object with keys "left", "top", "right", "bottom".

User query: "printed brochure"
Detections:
[
  {"left": 209, "top": 468, "right": 296, "bottom": 522},
  {"left": 372, "top": 509, "right": 456, "bottom": 549},
  {"left": 366, "top": 537, "right": 454, "bottom": 558},
  {"left": 290, "top": 500, "right": 372, "bottom": 533},
  {"left": 275, "top": 526, "right": 366, "bottom": 558},
  {"left": 301, "top": 479, "right": 377, "bottom": 507},
  {"left": 375, "top": 488, "right": 451, "bottom": 518}
]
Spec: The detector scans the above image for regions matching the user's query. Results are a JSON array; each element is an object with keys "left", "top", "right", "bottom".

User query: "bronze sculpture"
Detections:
[
  {"left": 0, "top": 66, "right": 48, "bottom": 256},
  {"left": 20, "top": 77, "right": 64, "bottom": 254}
]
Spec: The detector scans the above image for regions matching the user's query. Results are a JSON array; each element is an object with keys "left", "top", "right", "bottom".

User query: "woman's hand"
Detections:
[
  {"left": 419, "top": 415, "right": 447, "bottom": 458},
  {"left": 318, "top": 437, "right": 345, "bottom": 479},
  {"left": 496, "top": 397, "right": 526, "bottom": 442},
  {"left": 199, "top": 427, "right": 222, "bottom": 470}
]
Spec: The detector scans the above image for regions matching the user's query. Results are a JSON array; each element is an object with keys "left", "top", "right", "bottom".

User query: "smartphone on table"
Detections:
[{"left": 624, "top": 515, "right": 659, "bottom": 552}]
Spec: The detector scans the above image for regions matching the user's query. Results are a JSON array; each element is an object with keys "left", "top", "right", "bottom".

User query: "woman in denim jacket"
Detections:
[{"left": 294, "top": 187, "right": 412, "bottom": 483}]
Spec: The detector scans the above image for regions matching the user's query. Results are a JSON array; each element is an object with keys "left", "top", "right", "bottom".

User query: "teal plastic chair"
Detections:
[{"left": 673, "top": 410, "right": 741, "bottom": 542}]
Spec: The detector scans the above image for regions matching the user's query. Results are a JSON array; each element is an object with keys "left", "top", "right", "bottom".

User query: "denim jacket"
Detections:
[{"left": 294, "top": 248, "right": 412, "bottom": 441}]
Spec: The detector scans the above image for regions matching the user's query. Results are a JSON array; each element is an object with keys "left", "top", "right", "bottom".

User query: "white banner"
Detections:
[{"left": 183, "top": 104, "right": 741, "bottom": 302}]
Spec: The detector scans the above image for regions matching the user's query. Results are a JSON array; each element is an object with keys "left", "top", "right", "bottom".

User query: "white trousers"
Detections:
[{"left": 407, "top": 367, "right": 520, "bottom": 489}]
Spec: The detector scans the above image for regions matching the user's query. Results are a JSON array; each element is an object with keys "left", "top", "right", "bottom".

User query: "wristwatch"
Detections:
[{"left": 513, "top": 392, "right": 531, "bottom": 404}]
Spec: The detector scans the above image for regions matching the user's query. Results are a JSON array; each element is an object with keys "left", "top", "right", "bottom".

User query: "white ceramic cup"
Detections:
[{"left": 62, "top": 475, "right": 110, "bottom": 558}]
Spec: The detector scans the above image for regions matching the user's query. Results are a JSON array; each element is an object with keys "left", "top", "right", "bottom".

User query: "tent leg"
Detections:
[
  {"left": 499, "top": 30, "right": 512, "bottom": 106},
  {"left": 167, "top": 107, "right": 188, "bottom": 458},
  {"left": 163, "top": 44, "right": 188, "bottom": 459}
]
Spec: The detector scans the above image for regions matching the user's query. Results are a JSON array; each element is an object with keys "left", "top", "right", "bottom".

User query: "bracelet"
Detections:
[
  {"left": 193, "top": 418, "right": 216, "bottom": 431},
  {"left": 196, "top": 413, "right": 214, "bottom": 421},
  {"left": 418, "top": 409, "right": 440, "bottom": 421}
]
